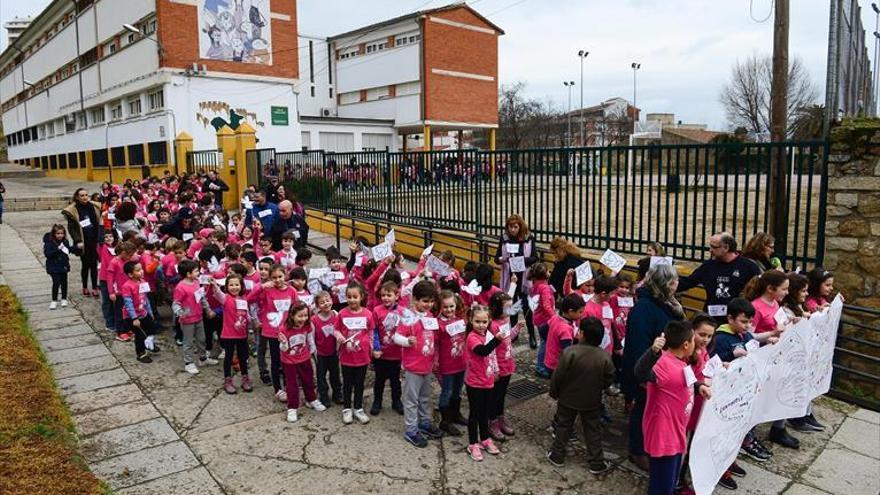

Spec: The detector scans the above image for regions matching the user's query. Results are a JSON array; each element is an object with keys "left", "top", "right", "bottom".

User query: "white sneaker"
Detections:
[
  {"left": 275, "top": 390, "right": 288, "bottom": 403},
  {"left": 60, "top": 299, "right": 69, "bottom": 308},
  {"left": 49, "top": 301, "right": 58, "bottom": 310},
  {"left": 217, "top": 350, "right": 225, "bottom": 360},
  {"left": 353, "top": 408, "right": 370, "bottom": 424},
  {"left": 309, "top": 400, "right": 327, "bottom": 412},
  {"left": 342, "top": 408, "right": 353, "bottom": 424},
  {"left": 286, "top": 409, "right": 298, "bottom": 423},
  {"left": 202, "top": 357, "right": 219, "bottom": 366},
  {"left": 184, "top": 363, "right": 200, "bottom": 375}
]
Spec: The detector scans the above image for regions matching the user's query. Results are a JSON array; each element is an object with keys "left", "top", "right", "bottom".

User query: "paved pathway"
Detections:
[{"left": 0, "top": 206, "right": 878, "bottom": 494}]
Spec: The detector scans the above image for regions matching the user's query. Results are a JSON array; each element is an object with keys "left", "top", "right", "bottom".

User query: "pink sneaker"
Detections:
[
  {"left": 481, "top": 438, "right": 500, "bottom": 455},
  {"left": 240, "top": 375, "right": 253, "bottom": 392},
  {"left": 467, "top": 443, "right": 484, "bottom": 461},
  {"left": 499, "top": 415, "right": 515, "bottom": 436},
  {"left": 488, "top": 419, "right": 506, "bottom": 441},
  {"left": 223, "top": 377, "right": 237, "bottom": 395}
]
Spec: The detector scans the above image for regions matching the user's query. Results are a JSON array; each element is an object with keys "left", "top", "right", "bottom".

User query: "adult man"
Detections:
[
  {"left": 204, "top": 170, "right": 230, "bottom": 208},
  {"left": 263, "top": 176, "right": 281, "bottom": 204},
  {"left": 270, "top": 200, "right": 309, "bottom": 250},
  {"left": 677, "top": 232, "right": 762, "bottom": 321},
  {"left": 244, "top": 190, "right": 279, "bottom": 234}
]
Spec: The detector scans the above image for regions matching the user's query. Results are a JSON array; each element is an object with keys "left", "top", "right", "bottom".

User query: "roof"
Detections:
[
  {"left": 329, "top": 2, "right": 505, "bottom": 40},
  {"left": 0, "top": 0, "right": 65, "bottom": 64},
  {"left": 662, "top": 127, "right": 728, "bottom": 144}
]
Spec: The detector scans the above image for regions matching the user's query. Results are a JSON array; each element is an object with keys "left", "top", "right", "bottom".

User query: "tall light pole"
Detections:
[
  {"left": 631, "top": 62, "right": 641, "bottom": 132},
  {"left": 578, "top": 50, "right": 589, "bottom": 146},
  {"left": 563, "top": 81, "right": 575, "bottom": 147},
  {"left": 873, "top": 4, "right": 879, "bottom": 115}
]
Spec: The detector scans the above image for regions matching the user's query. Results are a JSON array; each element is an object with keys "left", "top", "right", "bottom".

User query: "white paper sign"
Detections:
[
  {"left": 343, "top": 317, "right": 367, "bottom": 330},
  {"left": 498, "top": 323, "right": 511, "bottom": 338},
  {"left": 322, "top": 324, "right": 335, "bottom": 337},
  {"left": 182, "top": 233, "right": 194, "bottom": 241},
  {"left": 385, "top": 229, "right": 396, "bottom": 246},
  {"left": 59, "top": 245, "right": 69, "bottom": 255},
  {"left": 244, "top": 280, "right": 254, "bottom": 291},
  {"left": 708, "top": 305, "right": 728, "bottom": 317},
  {"left": 299, "top": 294, "right": 314, "bottom": 308},
  {"left": 462, "top": 279, "right": 482, "bottom": 296},
  {"left": 194, "top": 287, "right": 205, "bottom": 303},
  {"left": 426, "top": 255, "right": 452, "bottom": 277},
  {"left": 421, "top": 317, "right": 439, "bottom": 330},
  {"left": 649, "top": 256, "right": 674, "bottom": 269},
  {"left": 599, "top": 249, "right": 626, "bottom": 274},
  {"left": 371, "top": 241, "right": 392, "bottom": 261},
  {"left": 235, "top": 299, "right": 248, "bottom": 311},
  {"left": 575, "top": 261, "right": 593, "bottom": 286},
  {"left": 617, "top": 297, "right": 634, "bottom": 308},
  {"left": 139, "top": 282, "right": 150, "bottom": 293},
  {"left": 446, "top": 320, "right": 466, "bottom": 336},
  {"left": 774, "top": 307, "right": 789, "bottom": 328},
  {"left": 273, "top": 299, "right": 292, "bottom": 312},
  {"left": 79, "top": 217, "right": 92, "bottom": 228},
  {"left": 198, "top": 275, "right": 212, "bottom": 285},
  {"left": 602, "top": 305, "right": 614, "bottom": 319},
  {"left": 701, "top": 355, "right": 723, "bottom": 378},
  {"left": 684, "top": 365, "right": 698, "bottom": 387},
  {"left": 745, "top": 339, "right": 761, "bottom": 353},
  {"left": 107, "top": 213, "right": 116, "bottom": 220},
  {"left": 241, "top": 196, "right": 253, "bottom": 210},
  {"left": 335, "top": 285, "right": 348, "bottom": 303},
  {"left": 484, "top": 331, "right": 494, "bottom": 345},
  {"left": 309, "top": 267, "right": 330, "bottom": 280},
  {"left": 508, "top": 256, "right": 526, "bottom": 273},
  {"left": 421, "top": 244, "right": 434, "bottom": 258},
  {"left": 258, "top": 209, "right": 272, "bottom": 218},
  {"left": 383, "top": 312, "right": 400, "bottom": 330},
  {"left": 505, "top": 243, "right": 519, "bottom": 254}
]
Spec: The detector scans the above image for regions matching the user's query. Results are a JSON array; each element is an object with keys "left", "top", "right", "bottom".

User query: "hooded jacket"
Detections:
[
  {"left": 43, "top": 233, "right": 79, "bottom": 274},
  {"left": 709, "top": 324, "right": 754, "bottom": 362}
]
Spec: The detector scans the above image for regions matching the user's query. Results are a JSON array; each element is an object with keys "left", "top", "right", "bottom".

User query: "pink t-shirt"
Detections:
[
  {"left": 437, "top": 316, "right": 467, "bottom": 375},
  {"left": 687, "top": 348, "right": 709, "bottom": 433},
  {"left": 107, "top": 256, "right": 128, "bottom": 295},
  {"left": 805, "top": 296, "right": 829, "bottom": 313},
  {"left": 751, "top": 297, "right": 780, "bottom": 334},
  {"left": 173, "top": 279, "right": 205, "bottom": 325},
  {"left": 373, "top": 304, "right": 402, "bottom": 361},
  {"left": 465, "top": 331, "right": 499, "bottom": 389},
  {"left": 220, "top": 293, "right": 249, "bottom": 339},
  {"left": 243, "top": 270, "right": 261, "bottom": 295},
  {"left": 583, "top": 300, "right": 614, "bottom": 354},
  {"left": 247, "top": 284, "right": 298, "bottom": 339},
  {"left": 98, "top": 244, "right": 115, "bottom": 282},
  {"left": 529, "top": 280, "right": 557, "bottom": 328},
  {"left": 328, "top": 267, "right": 349, "bottom": 305},
  {"left": 160, "top": 252, "right": 180, "bottom": 287},
  {"left": 334, "top": 307, "right": 375, "bottom": 367},
  {"left": 609, "top": 293, "right": 633, "bottom": 342},
  {"left": 461, "top": 285, "right": 502, "bottom": 308},
  {"left": 279, "top": 324, "right": 312, "bottom": 365},
  {"left": 312, "top": 312, "right": 339, "bottom": 357},
  {"left": 274, "top": 248, "right": 297, "bottom": 269},
  {"left": 643, "top": 351, "right": 695, "bottom": 457},
  {"left": 544, "top": 314, "right": 577, "bottom": 371},
  {"left": 121, "top": 279, "right": 150, "bottom": 319},
  {"left": 490, "top": 318, "right": 517, "bottom": 377},
  {"left": 396, "top": 313, "right": 439, "bottom": 375}
]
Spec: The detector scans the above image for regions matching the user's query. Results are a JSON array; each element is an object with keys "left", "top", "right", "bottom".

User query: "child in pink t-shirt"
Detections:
[
  {"left": 279, "top": 303, "right": 326, "bottom": 423},
  {"left": 247, "top": 263, "right": 298, "bottom": 401},
  {"left": 543, "top": 295, "right": 586, "bottom": 373},
  {"left": 333, "top": 281, "right": 376, "bottom": 425},
  {"left": 370, "top": 281, "right": 404, "bottom": 416},
  {"left": 210, "top": 274, "right": 254, "bottom": 394},
  {"left": 582, "top": 276, "right": 620, "bottom": 355},
  {"left": 120, "top": 260, "right": 156, "bottom": 363},
  {"left": 463, "top": 305, "right": 504, "bottom": 461},
  {"left": 312, "top": 291, "right": 342, "bottom": 407},
  {"left": 436, "top": 290, "right": 468, "bottom": 436},
  {"left": 172, "top": 259, "right": 215, "bottom": 375},
  {"left": 806, "top": 267, "right": 839, "bottom": 313},
  {"left": 107, "top": 241, "right": 138, "bottom": 342},
  {"left": 97, "top": 231, "right": 119, "bottom": 332},
  {"left": 487, "top": 291, "right": 524, "bottom": 441}
]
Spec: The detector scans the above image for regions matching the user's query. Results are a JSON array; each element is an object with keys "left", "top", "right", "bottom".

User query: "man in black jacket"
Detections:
[
  {"left": 269, "top": 200, "right": 309, "bottom": 250},
  {"left": 204, "top": 170, "right": 230, "bottom": 208}
]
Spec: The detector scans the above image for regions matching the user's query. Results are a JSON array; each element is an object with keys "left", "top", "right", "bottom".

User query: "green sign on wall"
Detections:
[{"left": 271, "top": 106, "right": 289, "bottom": 126}]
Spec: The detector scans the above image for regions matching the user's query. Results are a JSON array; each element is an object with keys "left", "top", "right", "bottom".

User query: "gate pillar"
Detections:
[
  {"left": 216, "top": 125, "right": 238, "bottom": 211},
  {"left": 234, "top": 123, "right": 257, "bottom": 211},
  {"left": 175, "top": 131, "right": 193, "bottom": 176}
]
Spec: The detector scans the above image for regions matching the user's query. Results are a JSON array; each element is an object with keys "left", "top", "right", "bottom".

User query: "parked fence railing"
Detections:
[{"left": 248, "top": 141, "right": 828, "bottom": 268}]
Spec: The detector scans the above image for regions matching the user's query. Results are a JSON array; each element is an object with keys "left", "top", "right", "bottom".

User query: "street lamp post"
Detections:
[
  {"left": 563, "top": 81, "right": 575, "bottom": 147},
  {"left": 872, "top": 4, "right": 879, "bottom": 114},
  {"left": 577, "top": 50, "right": 589, "bottom": 146},
  {"left": 631, "top": 62, "right": 641, "bottom": 132}
]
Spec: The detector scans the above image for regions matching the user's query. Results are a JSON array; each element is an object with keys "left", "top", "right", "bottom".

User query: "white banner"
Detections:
[{"left": 690, "top": 295, "right": 843, "bottom": 495}]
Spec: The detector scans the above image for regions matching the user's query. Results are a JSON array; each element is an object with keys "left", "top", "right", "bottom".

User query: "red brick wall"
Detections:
[
  {"left": 422, "top": 7, "right": 499, "bottom": 125},
  {"left": 156, "top": 0, "right": 298, "bottom": 80}
]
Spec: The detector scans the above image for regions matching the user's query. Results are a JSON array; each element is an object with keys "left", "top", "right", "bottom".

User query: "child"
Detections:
[
  {"left": 464, "top": 305, "right": 504, "bottom": 461},
  {"left": 583, "top": 275, "right": 620, "bottom": 355},
  {"left": 253, "top": 256, "right": 276, "bottom": 384},
  {"left": 546, "top": 317, "right": 615, "bottom": 473},
  {"left": 43, "top": 224, "right": 76, "bottom": 310},
  {"left": 371, "top": 281, "right": 404, "bottom": 416},
  {"left": 198, "top": 247, "right": 226, "bottom": 360},
  {"left": 312, "top": 291, "right": 342, "bottom": 406},
  {"left": 783, "top": 273, "right": 826, "bottom": 433},
  {"left": 394, "top": 281, "right": 444, "bottom": 447},
  {"left": 289, "top": 267, "right": 312, "bottom": 308},
  {"left": 487, "top": 291, "right": 524, "bottom": 441},
  {"left": 636, "top": 320, "right": 711, "bottom": 495},
  {"left": 437, "top": 290, "right": 468, "bottom": 436},
  {"left": 461, "top": 263, "right": 501, "bottom": 307},
  {"left": 121, "top": 261, "right": 158, "bottom": 363},
  {"left": 333, "top": 281, "right": 376, "bottom": 425},
  {"left": 274, "top": 231, "right": 298, "bottom": 269},
  {"left": 172, "top": 259, "right": 216, "bottom": 375},
  {"left": 529, "top": 263, "right": 557, "bottom": 379},
  {"left": 543, "top": 294, "right": 587, "bottom": 375},
  {"left": 806, "top": 267, "right": 839, "bottom": 312},
  {"left": 279, "top": 302, "right": 326, "bottom": 422},
  {"left": 210, "top": 274, "right": 253, "bottom": 394},
  {"left": 98, "top": 231, "right": 119, "bottom": 332},
  {"left": 323, "top": 247, "right": 350, "bottom": 311},
  {"left": 248, "top": 264, "right": 298, "bottom": 401},
  {"left": 107, "top": 241, "right": 139, "bottom": 341}
]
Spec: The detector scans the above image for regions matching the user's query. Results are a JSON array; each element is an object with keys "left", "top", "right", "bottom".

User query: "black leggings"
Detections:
[
  {"left": 489, "top": 374, "right": 512, "bottom": 419},
  {"left": 125, "top": 314, "right": 155, "bottom": 357},
  {"left": 222, "top": 338, "right": 249, "bottom": 378},
  {"left": 50, "top": 273, "right": 68, "bottom": 301},
  {"left": 372, "top": 358, "right": 401, "bottom": 406},
  {"left": 467, "top": 385, "right": 492, "bottom": 444},
  {"left": 267, "top": 338, "right": 283, "bottom": 392},
  {"left": 341, "top": 364, "right": 367, "bottom": 409},
  {"left": 204, "top": 311, "right": 222, "bottom": 351},
  {"left": 80, "top": 249, "right": 98, "bottom": 290}
]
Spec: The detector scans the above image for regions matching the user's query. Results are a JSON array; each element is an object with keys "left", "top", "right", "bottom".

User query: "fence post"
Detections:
[
  {"left": 384, "top": 149, "right": 392, "bottom": 220},
  {"left": 475, "top": 151, "right": 484, "bottom": 237},
  {"left": 174, "top": 131, "right": 193, "bottom": 177}
]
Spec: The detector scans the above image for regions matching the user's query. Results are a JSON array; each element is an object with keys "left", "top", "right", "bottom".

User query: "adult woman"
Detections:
[
  {"left": 61, "top": 188, "right": 104, "bottom": 297},
  {"left": 743, "top": 232, "right": 780, "bottom": 272},
  {"left": 620, "top": 264, "right": 685, "bottom": 471},
  {"left": 548, "top": 237, "right": 585, "bottom": 295},
  {"left": 493, "top": 214, "right": 538, "bottom": 348}
]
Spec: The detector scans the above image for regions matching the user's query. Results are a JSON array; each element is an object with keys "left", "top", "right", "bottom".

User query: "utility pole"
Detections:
[
  {"left": 768, "top": 0, "right": 789, "bottom": 258},
  {"left": 564, "top": 81, "right": 574, "bottom": 147},
  {"left": 578, "top": 50, "right": 589, "bottom": 146}
]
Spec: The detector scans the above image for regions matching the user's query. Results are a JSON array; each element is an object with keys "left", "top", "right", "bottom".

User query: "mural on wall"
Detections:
[
  {"left": 199, "top": 0, "right": 272, "bottom": 65},
  {"left": 196, "top": 101, "right": 266, "bottom": 132}
]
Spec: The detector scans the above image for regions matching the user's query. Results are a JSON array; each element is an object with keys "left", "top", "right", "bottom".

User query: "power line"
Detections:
[{"left": 486, "top": 0, "right": 528, "bottom": 17}]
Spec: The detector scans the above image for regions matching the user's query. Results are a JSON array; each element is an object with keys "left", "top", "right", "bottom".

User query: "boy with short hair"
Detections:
[
  {"left": 583, "top": 275, "right": 620, "bottom": 354},
  {"left": 543, "top": 294, "right": 587, "bottom": 375},
  {"left": 547, "top": 316, "right": 615, "bottom": 473}
]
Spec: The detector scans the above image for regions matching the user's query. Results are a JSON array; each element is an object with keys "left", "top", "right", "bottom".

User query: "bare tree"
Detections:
[
  {"left": 720, "top": 54, "right": 818, "bottom": 138},
  {"left": 498, "top": 82, "right": 541, "bottom": 149}
]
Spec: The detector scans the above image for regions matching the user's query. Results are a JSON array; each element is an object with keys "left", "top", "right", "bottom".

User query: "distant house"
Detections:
[{"left": 661, "top": 127, "right": 729, "bottom": 145}]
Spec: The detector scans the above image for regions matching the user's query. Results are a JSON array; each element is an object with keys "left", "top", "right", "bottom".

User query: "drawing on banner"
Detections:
[
  {"left": 762, "top": 327, "right": 810, "bottom": 411},
  {"left": 807, "top": 297, "right": 842, "bottom": 397},
  {"left": 199, "top": 0, "right": 272, "bottom": 65},
  {"left": 707, "top": 357, "right": 763, "bottom": 468}
]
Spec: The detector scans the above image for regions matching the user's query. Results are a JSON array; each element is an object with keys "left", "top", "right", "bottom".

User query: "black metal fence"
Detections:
[
  {"left": 247, "top": 141, "right": 828, "bottom": 268},
  {"left": 186, "top": 149, "right": 222, "bottom": 175}
]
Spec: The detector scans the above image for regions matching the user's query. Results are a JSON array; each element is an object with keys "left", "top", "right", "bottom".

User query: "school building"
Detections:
[{"left": 0, "top": 0, "right": 502, "bottom": 182}]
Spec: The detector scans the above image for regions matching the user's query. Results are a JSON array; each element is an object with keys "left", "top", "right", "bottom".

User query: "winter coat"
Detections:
[{"left": 43, "top": 233, "right": 79, "bottom": 274}]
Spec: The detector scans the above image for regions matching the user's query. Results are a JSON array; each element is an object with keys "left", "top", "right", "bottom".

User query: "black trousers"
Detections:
[
  {"left": 489, "top": 374, "right": 512, "bottom": 419},
  {"left": 466, "top": 385, "right": 492, "bottom": 444},
  {"left": 222, "top": 338, "right": 249, "bottom": 378},
  {"left": 80, "top": 247, "right": 98, "bottom": 290},
  {"left": 315, "top": 354, "right": 342, "bottom": 400},
  {"left": 372, "top": 358, "right": 402, "bottom": 406},
  {"left": 341, "top": 364, "right": 367, "bottom": 409},
  {"left": 50, "top": 272, "right": 68, "bottom": 300},
  {"left": 204, "top": 311, "right": 222, "bottom": 351},
  {"left": 549, "top": 404, "right": 604, "bottom": 463},
  {"left": 267, "top": 338, "right": 283, "bottom": 392},
  {"left": 125, "top": 315, "right": 155, "bottom": 358}
]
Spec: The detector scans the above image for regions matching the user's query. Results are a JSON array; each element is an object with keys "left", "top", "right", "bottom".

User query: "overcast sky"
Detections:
[{"left": 1, "top": 0, "right": 873, "bottom": 129}]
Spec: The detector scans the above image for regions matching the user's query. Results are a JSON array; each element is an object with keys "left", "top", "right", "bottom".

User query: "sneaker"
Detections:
[
  {"left": 60, "top": 299, "right": 69, "bottom": 308},
  {"left": 498, "top": 416, "right": 514, "bottom": 436},
  {"left": 49, "top": 301, "right": 58, "bottom": 310},
  {"left": 717, "top": 473, "right": 738, "bottom": 490},
  {"left": 286, "top": 409, "right": 298, "bottom": 423},
  {"left": 419, "top": 422, "right": 444, "bottom": 439},
  {"left": 481, "top": 438, "right": 500, "bottom": 455},
  {"left": 136, "top": 354, "right": 153, "bottom": 363},
  {"left": 787, "top": 417, "right": 813, "bottom": 433},
  {"left": 728, "top": 462, "right": 746, "bottom": 478},
  {"left": 405, "top": 431, "right": 428, "bottom": 448},
  {"left": 589, "top": 460, "right": 612, "bottom": 475},
  {"left": 223, "top": 377, "right": 237, "bottom": 395},
  {"left": 201, "top": 357, "right": 219, "bottom": 366},
  {"left": 739, "top": 442, "right": 770, "bottom": 462},
  {"left": 754, "top": 439, "right": 774, "bottom": 457},
  {"left": 370, "top": 401, "right": 382, "bottom": 416},
  {"left": 768, "top": 427, "right": 800, "bottom": 449},
  {"left": 81, "top": 288, "right": 90, "bottom": 296},
  {"left": 260, "top": 371, "right": 272, "bottom": 385},
  {"left": 353, "top": 408, "right": 370, "bottom": 424},
  {"left": 804, "top": 413, "right": 826, "bottom": 432},
  {"left": 184, "top": 363, "right": 200, "bottom": 375},
  {"left": 488, "top": 419, "right": 506, "bottom": 441},
  {"left": 392, "top": 400, "right": 404, "bottom": 415},
  {"left": 546, "top": 450, "right": 564, "bottom": 467},
  {"left": 175, "top": 338, "right": 183, "bottom": 347},
  {"left": 607, "top": 384, "right": 621, "bottom": 396},
  {"left": 241, "top": 375, "right": 253, "bottom": 392},
  {"left": 342, "top": 408, "right": 353, "bottom": 424},
  {"left": 308, "top": 400, "right": 327, "bottom": 412},
  {"left": 275, "top": 390, "right": 287, "bottom": 403},
  {"left": 116, "top": 332, "right": 132, "bottom": 342},
  {"left": 535, "top": 369, "right": 551, "bottom": 379},
  {"left": 467, "top": 443, "right": 484, "bottom": 461}
]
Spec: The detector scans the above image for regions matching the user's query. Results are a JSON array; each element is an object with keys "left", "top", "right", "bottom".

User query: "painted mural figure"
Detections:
[{"left": 200, "top": 0, "right": 272, "bottom": 65}]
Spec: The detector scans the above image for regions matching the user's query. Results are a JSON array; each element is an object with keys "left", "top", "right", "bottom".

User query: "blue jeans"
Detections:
[
  {"left": 0, "top": 199, "right": 4, "bottom": 223},
  {"left": 648, "top": 454, "right": 682, "bottom": 495},
  {"left": 535, "top": 324, "right": 549, "bottom": 374},
  {"left": 99, "top": 281, "right": 116, "bottom": 330},
  {"left": 438, "top": 371, "right": 464, "bottom": 409}
]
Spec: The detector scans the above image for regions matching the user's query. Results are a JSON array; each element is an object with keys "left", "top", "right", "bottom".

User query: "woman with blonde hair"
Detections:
[
  {"left": 742, "top": 232, "right": 781, "bottom": 272},
  {"left": 494, "top": 214, "right": 538, "bottom": 348},
  {"left": 548, "top": 237, "right": 585, "bottom": 296}
]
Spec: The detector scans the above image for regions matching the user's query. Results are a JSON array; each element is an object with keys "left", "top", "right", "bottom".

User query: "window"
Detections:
[
  {"left": 127, "top": 33, "right": 137, "bottom": 45},
  {"left": 409, "top": 34, "right": 421, "bottom": 43},
  {"left": 65, "top": 117, "right": 76, "bottom": 133},
  {"left": 329, "top": 87, "right": 334, "bottom": 98},
  {"left": 92, "top": 148, "right": 109, "bottom": 168},
  {"left": 111, "top": 146, "right": 125, "bottom": 166},
  {"left": 49, "top": 155, "right": 58, "bottom": 169},
  {"left": 147, "top": 89, "right": 164, "bottom": 111},
  {"left": 396, "top": 36, "right": 408, "bottom": 46},
  {"left": 128, "top": 144, "right": 145, "bottom": 166},
  {"left": 56, "top": 119, "right": 66, "bottom": 135},
  {"left": 339, "top": 91, "right": 359, "bottom": 105},
  {"left": 310, "top": 86, "right": 315, "bottom": 97},
  {"left": 80, "top": 47, "right": 97, "bottom": 67},
  {"left": 110, "top": 101, "right": 123, "bottom": 121},
  {"left": 59, "top": 154, "right": 67, "bottom": 169},
  {"left": 366, "top": 86, "right": 390, "bottom": 101},
  {"left": 148, "top": 141, "right": 167, "bottom": 164},
  {"left": 68, "top": 152, "right": 79, "bottom": 169},
  {"left": 105, "top": 41, "right": 117, "bottom": 56},
  {"left": 77, "top": 111, "right": 87, "bottom": 129},
  {"left": 128, "top": 98, "right": 142, "bottom": 116},
  {"left": 90, "top": 106, "right": 105, "bottom": 125},
  {"left": 143, "top": 19, "right": 156, "bottom": 36},
  {"left": 41, "top": 156, "right": 49, "bottom": 170},
  {"left": 46, "top": 124, "right": 55, "bottom": 139}
]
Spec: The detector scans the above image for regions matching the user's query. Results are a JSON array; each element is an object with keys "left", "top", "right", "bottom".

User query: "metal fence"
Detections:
[
  {"left": 247, "top": 141, "right": 829, "bottom": 268},
  {"left": 186, "top": 149, "right": 223, "bottom": 175}
]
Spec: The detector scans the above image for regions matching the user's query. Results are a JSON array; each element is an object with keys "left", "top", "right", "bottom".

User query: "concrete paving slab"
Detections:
[
  {"left": 56, "top": 367, "right": 130, "bottom": 395},
  {"left": 800, "top": 447, "right": 880, "bottom": 495},
  {"left": 66, "top": 383, "right": 145, "bottom": 415},
  {"left": 34, "top": 324, "right": 95, "bottom": 340},
  {"left": 783, "top": 483, "right": 833, "bottom": 495},
  {"left": 89, "top": 441, "right": 201, "bottom": 490},
  {"left": 45, "top": 343, "right": 109, "bottom": 365},
  {"left": 27, "top": 307, "right": 82, "bottom": 320},
  {"left": 850, "top": 408, "right": 880, "bottom": 425},
  {"left": 722, "top": 461, "right": 792, "bottom": 495},
  {"left": 830, "top": 417, "right": 880, "bottom": 459},
  {"left": 81, "top": 417, "right": 179, "bottom": 462},
  {"left": 30, "top": 315, "right": 87, "bottom": 330},
  {"left": 115, "top": 467, "right": 223, "bottom": 495},
  {"left": 75, "top": 400, "right": 161, "bottom": 436},
  {"left": 52, "top": 355, "right": 120, "bottom": 379},
  {"left": 39, "top": 333, "right": 102, "bottom": 352}
]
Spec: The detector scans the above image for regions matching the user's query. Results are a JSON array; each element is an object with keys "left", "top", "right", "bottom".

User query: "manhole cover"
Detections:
[{"left": 506, "top": 379, "right": 547, "bottom": 402}]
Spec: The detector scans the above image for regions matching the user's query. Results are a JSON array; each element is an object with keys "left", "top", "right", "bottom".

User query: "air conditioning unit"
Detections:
[{"left": 320, "top": 107, "right": 336, "bottom": 117}]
